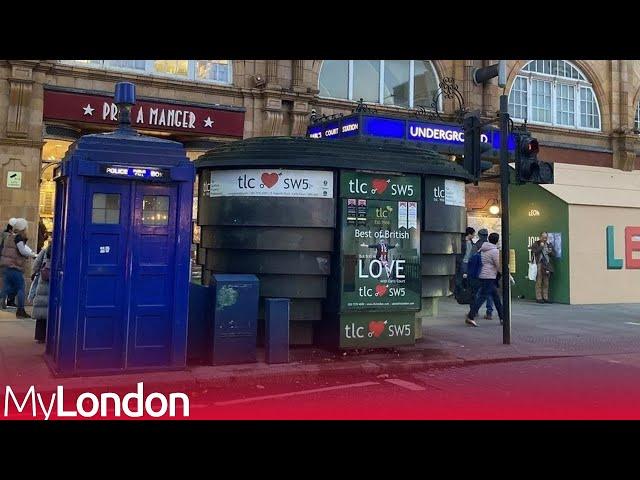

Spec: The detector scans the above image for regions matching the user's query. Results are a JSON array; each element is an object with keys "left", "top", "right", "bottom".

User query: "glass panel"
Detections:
[
  {"left": 142, "top": 195, "right": 169, "bottom": 226},
  {"left": 92, "top": 209, "right": 106, "bottom": 224},
  {"left": 92, "top": 193, "right": 120, "bottom": 225},
  {"left": 105, "top": 60, "right": 146, "bottom": 70},
  {"left": 383, "top": 60, "right": 410, "bottom": 107},
  {"left": 318, "top": 60, "right": 349, "bottom": 99},
  {"left": 413, "top": 61, "right": 438, "bottom": 108},
  {"left": 579, "top": 87, "right": 600, "bottom": 129},
  {"left": 556, "top": 83, "right": 575, "bottom": 126},
  {"left": 508, "top": 76, "right": 528, "bottom": 119},
  {"left": 93, "top": 193, "right": 106, "bottom": 209},
  {"left": 353, "top": 60, "right": 380, "bottom": 103},
  {"left": 531, "top": 79, "right": 552, "bottom": 123},
  {"left": 105, "top": 209, "right": 120, "bottom": 224},
  {"left": 196, "top": 60, "right": 230, "bottom": 83},
  {"left": 153, "top": 60, "right": 188, "bottom": 76}
]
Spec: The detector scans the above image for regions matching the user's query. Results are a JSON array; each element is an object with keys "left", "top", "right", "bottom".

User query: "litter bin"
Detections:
[{"left": 209, "top": 274, "right": 259, "bottom": 365}]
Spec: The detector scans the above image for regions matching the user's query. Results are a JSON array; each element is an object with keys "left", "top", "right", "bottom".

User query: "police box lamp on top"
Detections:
[{"left": 114, "top": 81, "right": 136, "bottom": 132}]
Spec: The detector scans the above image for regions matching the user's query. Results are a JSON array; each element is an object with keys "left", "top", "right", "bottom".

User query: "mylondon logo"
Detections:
[{"left": 3, "top": 382, "right": 189, "bottom": 420}]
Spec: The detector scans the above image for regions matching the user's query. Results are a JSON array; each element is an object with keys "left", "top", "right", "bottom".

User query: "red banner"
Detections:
[{"left": 43, "top": 89, "right": 245, "bottom": 138}]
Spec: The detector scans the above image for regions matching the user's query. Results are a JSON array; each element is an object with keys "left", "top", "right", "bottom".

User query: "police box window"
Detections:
[
  {"left": 142, "top": 195, "right": 169, "bottom": 226},
  {"left": 92, "top": 193, "right": 120, "bottom": 224}
]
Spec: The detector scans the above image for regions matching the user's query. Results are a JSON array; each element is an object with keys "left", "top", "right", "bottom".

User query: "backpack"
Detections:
[{"left": 467, "top": 251, "right": 483, "bottom": 279}]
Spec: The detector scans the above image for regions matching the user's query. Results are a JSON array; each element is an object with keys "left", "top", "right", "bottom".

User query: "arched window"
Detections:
[
  {"left": 61, "top": 60, "right": 233, "bottom": 85},
  {"left": 508, "top": 60, "right": 601, "bottom": 131},
  {"left": 318, "top": 60, "right": 439, "bottom": 109},
  {"left": 635, "top": 102, "right": 640, "bottom": 132}
]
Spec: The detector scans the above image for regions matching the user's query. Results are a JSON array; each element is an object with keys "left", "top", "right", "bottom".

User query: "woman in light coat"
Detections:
[{"left": 32, "top": 243, "right": 51, "bottom": 343}]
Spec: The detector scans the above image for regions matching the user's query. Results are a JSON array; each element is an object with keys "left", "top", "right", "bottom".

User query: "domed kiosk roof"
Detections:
[{"left": 195, "top": 136, "right": 473, "bottom": 182}]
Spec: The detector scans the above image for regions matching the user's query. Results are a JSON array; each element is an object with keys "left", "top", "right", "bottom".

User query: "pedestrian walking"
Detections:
[
  {"left": 472, "top": 228, "right": 495, "bottom": 319},
  {"left": 32, "top": 242, "right": 52, "bottom": 343},
  {"left": 466, "top": 232, "right": 504, "bottom": 327},
  {"left": 531, "top": 231, "right": 555, "bottom": 304},
  {"left": 0, "top": 218, "right": 38, "bottom": 318}
]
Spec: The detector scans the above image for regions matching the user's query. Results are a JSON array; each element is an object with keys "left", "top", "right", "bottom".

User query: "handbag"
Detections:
[
  {"left": 527, "top": 262, "right": 537, "bottom": 281},
  {"left": 40, "top": 260, "right": 50, "bottom": 282}
]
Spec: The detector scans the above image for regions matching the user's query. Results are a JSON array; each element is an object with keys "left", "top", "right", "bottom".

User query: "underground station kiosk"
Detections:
[{"left": 195, "top": 109, "right": 474, "bottom": 350}]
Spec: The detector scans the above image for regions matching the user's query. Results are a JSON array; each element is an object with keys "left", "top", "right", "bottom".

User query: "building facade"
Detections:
[{"left": 2, "top": 59, "right": 640, "bottom": 253}]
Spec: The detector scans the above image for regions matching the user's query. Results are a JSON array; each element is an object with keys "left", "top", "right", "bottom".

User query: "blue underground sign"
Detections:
[{"left": 307, "top": 114, "right": 517, "bottom": 152}]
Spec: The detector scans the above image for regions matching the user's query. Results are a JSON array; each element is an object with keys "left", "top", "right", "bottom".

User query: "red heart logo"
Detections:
[
  {"left": 368, "top": 321, "right": 385, "bottom": 338},
  {"left": 375, "top": 284, "right": 388, "bottom": 297},
  {"left": 372, "top": 179, "right": 389, "bottom": 194},
  {"left": 261, "top": 173, "right": 279, "bottom": 188}
]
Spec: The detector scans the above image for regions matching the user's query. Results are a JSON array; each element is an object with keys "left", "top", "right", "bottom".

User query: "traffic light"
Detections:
[
  {"left": 515, "top": 133, "right": 554, "bottom": 184},
  {"left": 463, "top": 114, "right": 481, "bottom": 184}
]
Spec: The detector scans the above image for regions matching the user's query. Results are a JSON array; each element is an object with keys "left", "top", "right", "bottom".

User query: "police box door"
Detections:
[
  {"left": 127, "top": 184, "right": 177, "bottom": 368},
  {"left": 77, "top": 181, "right": 177, "bottom": 371},
  {"left": 77, "top": 181, "right": 131, "bottom": 371}
]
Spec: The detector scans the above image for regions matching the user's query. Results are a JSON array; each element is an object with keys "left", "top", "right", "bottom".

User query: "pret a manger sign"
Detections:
[{"left": 43, "top": 88, "right": 245, "bottom": 137}]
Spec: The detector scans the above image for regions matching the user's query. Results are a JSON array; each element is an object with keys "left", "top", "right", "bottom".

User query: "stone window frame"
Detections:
[
  {"left": 318, "top": 60, "right": 441, "bottom": 111},
  {"left": 60, "top": 60, "right": 233, "bottom": 86},
  {"left": 508, "top": 60, "right": 601, "bottom": 132}
]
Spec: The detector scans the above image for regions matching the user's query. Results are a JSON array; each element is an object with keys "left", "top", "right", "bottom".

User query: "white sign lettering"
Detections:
[
  {"left": 209, "top": 169, "right": 334, "bottom": 198},
  {"left": 101, "top": 103, "right": 198, "bottom": 130}
]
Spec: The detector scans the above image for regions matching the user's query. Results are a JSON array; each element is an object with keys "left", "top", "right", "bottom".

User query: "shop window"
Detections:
[
  {"left": 154, "top": 60, "right": 188, "bottom": 77},
  {"left": 196, "top": 60, "right": 231, "bottom": 83},
  {"left": 92, "top": 193, "right": 121, "bottom": 224},
  {"left": 319, "top": 60, "right": 349, "bottom": 99},
  {"left": 508, "top": 60, "right": 601, "bottom": 131},
  {"left": 318, "top": 60, "right": 440, "bottom": 110},
  {"left": 60, "top": 60, "right": 233, "bottom": 85},
  {"left": 105, "top": 60, "right": 146, "bottom": 70},
  {"left": 383, "top": 60, "right": 410, "bottom": 108},
  {"left": 40, "top": 140, "right": 73, "bottom": 234},
  {"left": 142, "top": 195, "right": 169, "bottom": 226}
]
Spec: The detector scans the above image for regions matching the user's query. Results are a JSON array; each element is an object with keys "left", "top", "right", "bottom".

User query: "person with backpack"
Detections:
[
  {"left": 466, "top": 232, "right": 504, "bottom": 327},
  {"left": 32, "top": 242, "right": 52, "bottom": 343}
]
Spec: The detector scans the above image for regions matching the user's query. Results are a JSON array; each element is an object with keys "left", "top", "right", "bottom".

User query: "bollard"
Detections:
[{"left": 265, "top": 298, "right": 290, "bottom": 364}]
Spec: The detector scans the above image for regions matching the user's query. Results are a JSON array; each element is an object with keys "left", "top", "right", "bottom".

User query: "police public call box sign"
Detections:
[
  {"left": 100, "top": 164, "right": 169, "bottom": 180},
  {"left": 339, "top": 171, "right": 421, "bottom": 348}
]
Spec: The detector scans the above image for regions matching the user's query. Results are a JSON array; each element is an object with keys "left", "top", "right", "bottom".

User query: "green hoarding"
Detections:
[{"left": 339, "top": 171, "right": 421, "bottom": 348}]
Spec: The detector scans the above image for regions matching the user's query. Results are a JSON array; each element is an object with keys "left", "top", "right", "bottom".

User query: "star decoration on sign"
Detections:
[
  {"left": 83, "top": 104, "right": 95, "bottom": 116},
  {"left": 204, "top": 117, "right": 214, "bottom": 128}
]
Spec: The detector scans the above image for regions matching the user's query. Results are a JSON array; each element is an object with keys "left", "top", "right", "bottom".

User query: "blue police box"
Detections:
[{"left": 45, "top": 83, "right": 195, "bottom": 376}]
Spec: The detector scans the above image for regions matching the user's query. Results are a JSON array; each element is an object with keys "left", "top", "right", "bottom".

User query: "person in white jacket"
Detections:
[{"left": 466, "top": 232, "right": 504, "bottom": 327}]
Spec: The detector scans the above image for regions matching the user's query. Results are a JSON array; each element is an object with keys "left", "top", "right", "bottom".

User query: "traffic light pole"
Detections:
[{"left": 499, "top": 94, "right": 511, "bottom": 344}]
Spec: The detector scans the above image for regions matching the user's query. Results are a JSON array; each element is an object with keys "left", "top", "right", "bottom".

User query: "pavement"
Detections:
[{"left": 2, "top": 296, "right": 640, "bottom": 394}]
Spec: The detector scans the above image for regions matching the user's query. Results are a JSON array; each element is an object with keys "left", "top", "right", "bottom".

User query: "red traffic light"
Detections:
[{"left": 520, "top": 137, "right": 539, "bottom": 156}]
